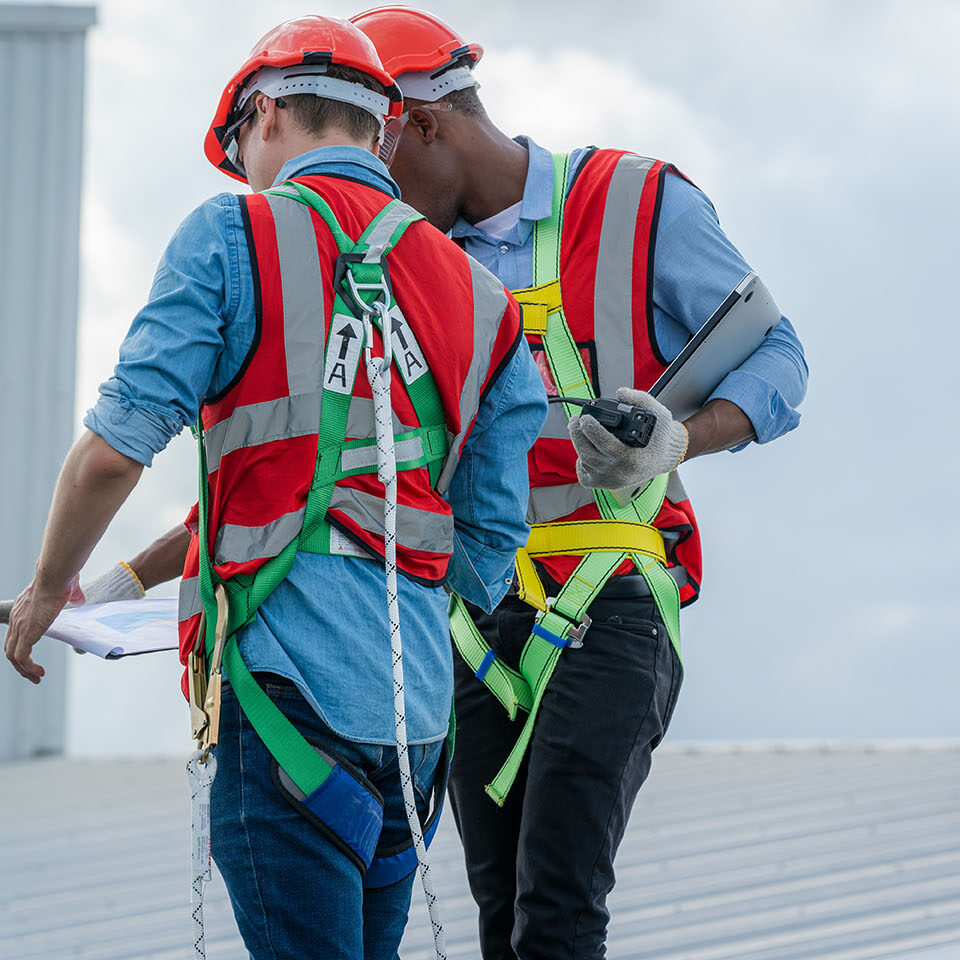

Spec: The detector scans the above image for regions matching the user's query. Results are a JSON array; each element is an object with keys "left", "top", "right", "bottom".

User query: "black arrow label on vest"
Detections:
[
  {"left": 324, "top": 315, "right": 362, "bottom": 395},
  {"left": 336, "top": 321, "right": 358, "bottom": 360},
  {"left": 392, "top": 314, "right": 409, "bottom": 351},
  {"left": 389, "top": 309, "right": 428, "bottom": 384}
]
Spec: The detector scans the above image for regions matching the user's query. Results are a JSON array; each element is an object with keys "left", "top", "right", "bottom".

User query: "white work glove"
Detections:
[
  {"left": 0, "top": 563, "right": 144, "bottom": 636},
  {"left": 568, "top": 387, "right": 688, "bottom": 490},
  {"left": 76, "top": 562, "right": 146, "bottom": 605}
]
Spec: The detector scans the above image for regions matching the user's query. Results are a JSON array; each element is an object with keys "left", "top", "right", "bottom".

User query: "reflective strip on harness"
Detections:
[{"left": 340, "top": 435, "right": 425, "bottom": 472}]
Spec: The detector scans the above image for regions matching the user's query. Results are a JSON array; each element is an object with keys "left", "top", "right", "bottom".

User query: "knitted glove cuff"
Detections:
[{"left": 80, "top": 562, "right": 146, "bottom": 604}]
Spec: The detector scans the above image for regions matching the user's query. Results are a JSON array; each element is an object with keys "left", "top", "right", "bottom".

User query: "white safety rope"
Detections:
[
  {"left": 362, "top": 297, "right": 447, "bottom": 960},
  {"left": 186, "top": 749, "right": 217, "bottom": 960}
]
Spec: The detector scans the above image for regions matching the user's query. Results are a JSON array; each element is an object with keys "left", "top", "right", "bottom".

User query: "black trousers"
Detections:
[{"left": 448, "top": 576, "right": 683, "bottom": 960}]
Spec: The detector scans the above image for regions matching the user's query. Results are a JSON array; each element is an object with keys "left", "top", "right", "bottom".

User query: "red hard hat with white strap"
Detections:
[
  {"left": 350, "top": 6, "right": 482, "bottom": 101},
  {"left": 205, "top": 15, "right": 403, "bottom": 183}
]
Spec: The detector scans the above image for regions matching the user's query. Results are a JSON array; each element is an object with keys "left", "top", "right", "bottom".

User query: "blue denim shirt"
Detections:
[
  {"left": 85, "top": 147, "right": 548, "bottom": 745},
  {"left": 452, "top": 138, "right": 808, "bottom": 444}
]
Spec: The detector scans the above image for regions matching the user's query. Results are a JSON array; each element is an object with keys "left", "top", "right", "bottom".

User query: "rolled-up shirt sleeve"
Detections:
[
  {"left": 83, "top": 194, "right": 242, "bottom": 465},
  {"left": 444, "top": 339, "right": 548, "bottom": 612},
  {"left": 652, "top": 172, "right": 808, "bottom": 447}
]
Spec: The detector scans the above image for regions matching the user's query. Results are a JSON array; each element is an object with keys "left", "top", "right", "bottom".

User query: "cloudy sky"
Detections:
[{"left": 19, "top": 0, "right": 958, "bottom": 754}]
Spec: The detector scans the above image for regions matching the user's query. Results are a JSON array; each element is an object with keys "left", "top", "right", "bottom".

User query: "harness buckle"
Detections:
[
  {"left": 541, "top": 596, "right": 592, "bottom": 649},
  {"left": 334, "top": 251, "right": 393, "bottom": 318},
  {"left": 188, "top": 634, "right": 209, "bottom": 742},
  {"left": 190, "top": 584, "right": 230, "bottom": 763}
]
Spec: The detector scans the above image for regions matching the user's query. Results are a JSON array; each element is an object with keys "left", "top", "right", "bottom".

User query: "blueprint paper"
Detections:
[{"left": 44, "top": 598, "right": 179, "bottom": 658}]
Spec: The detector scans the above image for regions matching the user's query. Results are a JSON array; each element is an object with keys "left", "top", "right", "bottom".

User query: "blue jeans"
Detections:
[{"left": 210, "top": 674, "right": 445, "bottom": 960}]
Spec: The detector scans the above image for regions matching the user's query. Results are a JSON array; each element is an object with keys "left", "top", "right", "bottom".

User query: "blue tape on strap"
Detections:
[
  {"left": 475, "top": 649, "right": 498, "bottom": 681},
  {"left": 532, "top": 623, "right": 570, "bottom": 649},
  {"left": 303, "top": 765, "right": 383, "bottom": 868}
]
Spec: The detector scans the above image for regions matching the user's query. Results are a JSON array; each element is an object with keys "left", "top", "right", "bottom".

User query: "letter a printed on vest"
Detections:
[
  {"left": 389, "top": 306, "right": 429, "bottom": 386},
  {"left": 324, "top": 314, "right": 364, "bottom": 394}
]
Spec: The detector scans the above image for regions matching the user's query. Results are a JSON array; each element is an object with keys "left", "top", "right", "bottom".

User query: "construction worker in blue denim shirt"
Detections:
[
  {"left": 352, "top": 7, "right": 808, "bottom": 960},
  {"left": 4, "top": 16, "right": 547, "bottom": 959}
]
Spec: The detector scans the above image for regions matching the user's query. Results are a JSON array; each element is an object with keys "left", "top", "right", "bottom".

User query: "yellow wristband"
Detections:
[{"left": 119, "top": 561, "right": 146, "bottom": 597}]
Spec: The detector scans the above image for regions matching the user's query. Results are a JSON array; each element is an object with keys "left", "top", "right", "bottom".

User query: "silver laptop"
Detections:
[{"left": 649, "top": 272, "right": 780, "bottom": 421}]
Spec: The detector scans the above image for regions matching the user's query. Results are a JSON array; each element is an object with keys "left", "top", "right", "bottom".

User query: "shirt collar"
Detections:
[
  {"left": 272, "top": 146, "right": 400, "bottom": 199},
  {"left": 450, "top": 136, "right": 555, "bottom": 245}
]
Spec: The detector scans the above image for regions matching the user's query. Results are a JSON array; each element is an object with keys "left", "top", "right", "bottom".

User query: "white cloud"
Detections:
[{"left": 480, "top": 46, "right": 723, "bottom": 191}]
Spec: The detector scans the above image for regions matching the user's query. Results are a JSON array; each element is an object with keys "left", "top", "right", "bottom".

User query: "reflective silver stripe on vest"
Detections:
[
  {"left": 328, "top": 487, "right": 454, "bottom": 555},
  {"left": 264, "top": 193, "right": 327, "bottom": 396},
  {"left": 539, "top": 401, "right": 575, "bottom": 440},
  {"left": 362, "top": 201, "right": 419, "bottom": 259},
  {"left": 346, "top": 397, "right": 411, "bottom": 438},
  {"left": 204, "top": 393, "right": 322, "bottom": 475},
  {"left": 592, "top": 154, "right": 656, "bottom": 397},
  {"left": 340, "top": 436, "right": 425, "bottom": 473},
  {"left": 178, "top": 576, "right": 202, "bottom": 623},
  {"left": 666, "top": 470, "right": 687, "bottom": 504},
  {"left": 435, "top": 257, "right": 509, "bottom": 495},
  {"left": 526, "top": 482, "right": 595, "bottom": 524},
  {"left": 214, "top": 507, "right": 306, "bottom": 566}
]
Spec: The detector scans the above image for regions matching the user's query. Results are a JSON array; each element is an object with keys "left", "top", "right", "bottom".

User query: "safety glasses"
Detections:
[
  {"left": 379, "top": 101, "right": 452, "bottom": 167},
  {"left": 220, "top": 100, "right": 259, "bottom": 177}
]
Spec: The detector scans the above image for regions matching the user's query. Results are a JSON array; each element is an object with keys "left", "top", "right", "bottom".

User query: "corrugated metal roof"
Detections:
[{"left": 1, "top": 743, "right": 958, "bottom": 959}]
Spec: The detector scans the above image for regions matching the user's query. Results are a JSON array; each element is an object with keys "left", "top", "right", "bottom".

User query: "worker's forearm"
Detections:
[
  {"left": 683, "top": 398, "right": 756, "bottom": 460},
  {"left": 128, "top": 524, "right": 191, "bottom": 589},
  {"left": 34, "top": 431, "right": 143, "bottom": 592}
]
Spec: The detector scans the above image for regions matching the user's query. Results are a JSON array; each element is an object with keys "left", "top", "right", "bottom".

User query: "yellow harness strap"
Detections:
[
  {"left": 514, "top": 520, "right": 667, "bottom": 614},
  {"left": 527, "top": 519, "right": 666, "bottom": 562},
  {"left": 512, "top": 279, "right": 563, "bottom": 336},
  {"left": 514, "top": 547, "right": 549, "bottom": 612}
]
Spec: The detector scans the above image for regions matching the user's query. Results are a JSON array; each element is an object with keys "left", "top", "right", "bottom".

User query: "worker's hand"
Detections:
[
  {"left": 568, "top": 387, "right": 688, "bottom": 490},
  {"left": 77, "top": 562, "right": 146, "bottom": 605},
  {"left": 4, "top": 574, "right": 83, "bottom": 683}
]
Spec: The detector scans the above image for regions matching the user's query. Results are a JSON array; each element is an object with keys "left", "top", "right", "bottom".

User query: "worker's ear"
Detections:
[
  {"left": 257, "top": 93, "right": 280, "bottom": 141},
  {"left": 406, "top": 106, "right": 441, "bottom": 145}
]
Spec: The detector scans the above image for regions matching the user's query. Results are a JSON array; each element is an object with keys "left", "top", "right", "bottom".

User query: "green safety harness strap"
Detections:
[
  {"left": 449, "top": 152, "right": 682, "bottom": 806},
  {"left": 194, "top": 183, "right": 449, "bottom": 796}
]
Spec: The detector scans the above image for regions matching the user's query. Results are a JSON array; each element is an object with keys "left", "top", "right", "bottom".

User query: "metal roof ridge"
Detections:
[{"left": 657, "top": 737, "right": 960, "bottom": 754}]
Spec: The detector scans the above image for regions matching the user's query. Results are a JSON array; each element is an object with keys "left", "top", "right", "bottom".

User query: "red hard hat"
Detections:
[
  {"left": 349, "top": 6, "right": 483, "bottom": 81},
  {"left": 205, "top": 15, "right": 403, "bottom": 183}
]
